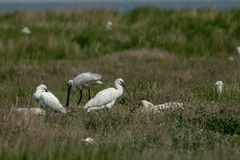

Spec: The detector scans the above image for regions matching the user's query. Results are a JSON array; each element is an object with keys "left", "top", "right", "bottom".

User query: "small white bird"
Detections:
[
  {"left": 81, "top": 137, "right": 97, "bottom": 145},
  {"left": 66, "top": 72, "right": 102, "bottom": 107},
  {"left": 22, "top": 26, "right": 31, "bottom": 34},
  {"left": 228, "top": 56, "right": 234, "bottom": 61},
  {"left": 33, "top": 84, "right": 66, "bottom": 114},
  {"left": 138, "top": 100, "right": 184, "bottom": 113},
  {"left": 106, "top": 21, "right": 112, "bottom": 30},
  {"left": 237, "top": 46, "right": 240, "bottom": 55},
  {"left": 84, "top": 78, "right": 130, "bottom": 112},
  {"left": 14, "top": 108, "right": 46, "bottom": 116},
  {"left": 215, "top": 81, "right": 224, "bottom": 95}
]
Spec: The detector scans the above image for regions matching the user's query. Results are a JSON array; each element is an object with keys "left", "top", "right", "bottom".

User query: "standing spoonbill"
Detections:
[
  {"left": 215, "top": 81, "right": 223, "bottom": 95},
  {"left": 66, "top": 72, "right": 103, "bottom": 107},
  {"left": 33, "top": 84, "right": 66, "bottom": 114},
  {"left": 84, "top": 78, "right": 130, "bottom": 112}
]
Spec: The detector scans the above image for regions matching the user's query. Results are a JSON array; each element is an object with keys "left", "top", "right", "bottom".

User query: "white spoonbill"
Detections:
[
  {"left": 138, "top": 100, "right": 183, "bottom": 113},
  {"left": 81, "top": 137, "right": 97, "bottom": 145},
  {"left": 215, "top": 81, "right": 223, "bottom": 95},
  {"left": 106, "top": 21, "right": 113, "bottom": 30},
  {"left": 84, "top": 78, "right": 130, "bottom": 112},
  {"left": 237, "top": 46, "right": 240, "bottom": 56},
  {"left": 66, "top": 72, "right": 103, "bottom": 107},
  {"left": 14, "top": 108, "right": 46, "bottom": 116},
  {"left": 22, "top": 26, "right": 31, "bottom": 34},
  {"left": 33, "top": 84, "right": 66, "bottom": 114}
]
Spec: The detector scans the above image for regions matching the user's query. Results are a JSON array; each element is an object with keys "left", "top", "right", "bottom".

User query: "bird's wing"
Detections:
[
  {"left": 84, "top": 88, "right": 117, "bottom": 109},
  {"left": 33, "top": 90, "right": 41, "bottom": 101},
  {"left": 40, "top": 92, "right": 66, "bottom": 114},
  {"left": 74, "top": 73, "right": 102, "bottom": 85}
]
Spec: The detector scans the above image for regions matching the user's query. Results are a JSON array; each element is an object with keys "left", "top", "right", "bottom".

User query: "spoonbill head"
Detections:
[
  {"left": 66, "top": 72, "right": 103, "bottom": 107},
  {"left": 33, "top": 84, "right": 48, "bottom": 101},
  {"left": 215, "top": 80, "right": 223, "bottom": 95},
  {"left": 84, "top": 78, "right": 130, "bottom": 112}
]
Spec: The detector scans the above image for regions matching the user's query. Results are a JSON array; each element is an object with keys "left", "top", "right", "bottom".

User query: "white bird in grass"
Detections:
[
  {"left": 215, "top": 80, "right": 224, "bottom": 95},
  {"left": 33, "top": 84, "right": 66, "bottom": 114},
  {"left": 84, "top": 78, "right": 130, "bottom": 112},
  {"left": 66, "top": 72, "right": 103, "bottom": 107},
  {"left": 106, "top": 21, "right": 113, "bottom": 30},
  {"left": 22, "top": 26, "right": 31, "bottom": 34},
  {"left": 237, "top": 46, "right": 240, "bottom": 56},
  {"left": 14, "top": 108, "right": 46, "bottom": 116},
  {"left": 138, "top": 100, "right": 184, "bottom": 113},
  {"left": 81, "top": 137, "right": 97, "bottom": 145}
]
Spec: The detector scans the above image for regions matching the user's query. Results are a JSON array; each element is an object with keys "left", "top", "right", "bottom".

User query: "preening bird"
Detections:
[
  {"left": 138, "top": 100, "right": 184, "bottom": 113},
  {"left": 66, "top": 72, "right": 102, "bottom": 107},
  {"left": 215, "top": 81, "right": 223, "bottom": 95},
  {"left": 33, "top": 84, "right": 66, "bottom": 114},
  {"left": 84, "top": 78, "right": 130, "bottom": 112}
]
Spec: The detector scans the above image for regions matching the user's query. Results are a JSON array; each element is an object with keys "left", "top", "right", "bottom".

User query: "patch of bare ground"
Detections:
[{"left": 102, "top": 48, "right": 176, "bottom": 61}]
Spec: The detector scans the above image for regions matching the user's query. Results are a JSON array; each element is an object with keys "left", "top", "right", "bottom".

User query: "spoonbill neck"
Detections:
[{"left": 114, "top": 83, "right": 123, "bottom": 96}]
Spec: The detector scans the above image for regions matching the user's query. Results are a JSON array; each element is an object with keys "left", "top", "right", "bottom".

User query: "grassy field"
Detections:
[{"left": 1, "top": 8, "right": 240, "bottom": 159}]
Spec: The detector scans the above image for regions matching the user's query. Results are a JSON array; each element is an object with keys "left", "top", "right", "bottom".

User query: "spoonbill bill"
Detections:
[
  {"left": 66, "top": 72, "right": 102, "bottom": 107},
  {"left": 138, "top": 100, "right": 183, "bottom": 113},
  {"left": 84, "top": 78, "right": 130, "bottom": 112},
  {"left": 81, "top": 137, "right": 97, "bottom": 145},
  {"left": 33, "top": 84, "right": 66, "bottom": 114},
  {"left": 215, "top": 81, "right": 223, "bottom": 95},
  {"left": 22, "top": 26, "right": 31, "bottom": 34}
]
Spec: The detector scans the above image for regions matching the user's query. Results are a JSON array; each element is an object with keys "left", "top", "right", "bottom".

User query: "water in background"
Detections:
[{"left": 0, "top": 1, "right": 240, "bottom": 12}]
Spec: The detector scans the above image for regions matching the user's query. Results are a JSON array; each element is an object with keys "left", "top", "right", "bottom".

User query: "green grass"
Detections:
[{"left": 1, "top": 8, "right": 240, "bottom": 159}]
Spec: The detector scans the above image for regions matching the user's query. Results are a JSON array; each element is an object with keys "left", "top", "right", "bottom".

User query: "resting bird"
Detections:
[
  {"left": 138, "top": 100, "right": 184, "bottom": 113},
  {"left": 33, "top": 84, "right": 66, "bottom": 114},
  {"left": 13, "top": 108, "right": 46, "bottom": 116},
  {"left": 81, "top": 137, "right": 97, "bottom": 145},
  {"left": 84, "top": 78, "right": 130, "bottom": 112},
  {"left": 66, "top": 72, "right": 103, "bottom": 106}
]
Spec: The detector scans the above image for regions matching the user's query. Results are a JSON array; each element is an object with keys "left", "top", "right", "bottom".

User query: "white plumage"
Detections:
[
  {"left": 81, "top": 137, "right": 96, "bottom": 145},
  {"left": 139, "top": 100, "right": 184, "bottom": 113},
  {"left": 14, "top": 108, "right": 46, "bottom": 116},
  {"left": 237, "top": 46, "right": 240, "bottom": 56},
  {"left": 22, "top": 26, "right": 31, "bottom": 34},
  {"left": 106, "top": 21, "right": 112, "bottom": 30},
  {"left": 215, "top": 80, "right": 223, "bottom": 95},
  {"left": 66, "top": 72, "right": 102, "bottom": 106},
  {"left": 84, "top": 78, "right": 129, "bottom": 112},
  {"left": 33, "top": 84, "right": 66, "bottom": 114}
]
